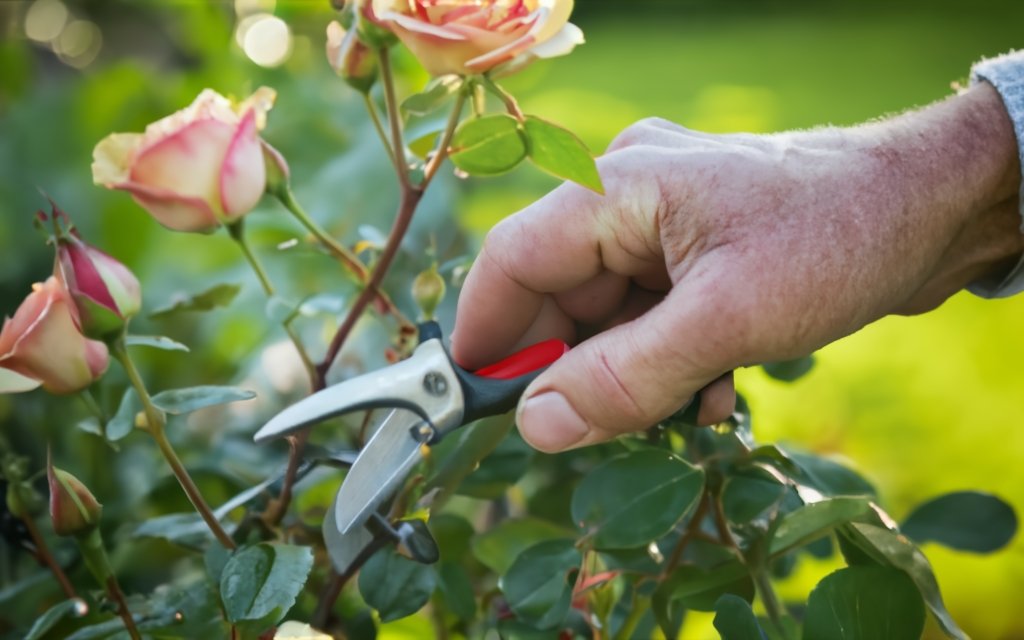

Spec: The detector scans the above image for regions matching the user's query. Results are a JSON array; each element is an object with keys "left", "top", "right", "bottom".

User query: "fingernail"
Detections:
[{"left": 518, "top": 391, "right": 590, "bottom": 452}]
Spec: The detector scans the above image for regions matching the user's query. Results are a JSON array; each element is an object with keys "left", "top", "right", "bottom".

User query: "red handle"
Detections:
[{"left": 474, "top": 339, "right": 569, "bottom": 380}]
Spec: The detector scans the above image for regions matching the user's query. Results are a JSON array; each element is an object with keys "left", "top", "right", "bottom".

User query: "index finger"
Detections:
[{"left": 451, "top": 150, "right": 665, "bottom": 368}]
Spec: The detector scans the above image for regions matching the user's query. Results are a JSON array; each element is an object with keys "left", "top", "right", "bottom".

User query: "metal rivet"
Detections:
[{"left": 422, "top": 371, "right": 448, "bottom": 396}]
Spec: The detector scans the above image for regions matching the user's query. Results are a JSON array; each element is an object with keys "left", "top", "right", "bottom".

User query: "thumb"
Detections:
[{"left": 516, "top": 285, "right": 735, "bottom": 452}]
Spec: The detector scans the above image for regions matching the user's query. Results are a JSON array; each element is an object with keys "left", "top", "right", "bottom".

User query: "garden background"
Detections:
[{"left": 1, "top": 0, "right": 1023, "bottom": 638}]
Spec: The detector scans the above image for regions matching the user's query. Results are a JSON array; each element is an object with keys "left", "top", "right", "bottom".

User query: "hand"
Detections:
[{"left": 451, "top": 83, "right": 1022, "bottom": 452}]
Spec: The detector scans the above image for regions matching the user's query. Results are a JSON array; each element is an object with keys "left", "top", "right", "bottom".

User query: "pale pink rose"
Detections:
[
  {"left": 0, "top": 277, "right": 109, "bottom": 395},
  {"left": 370, "top": 0, "right": 584, "bottom": 76},
  {"left": 91, "top": 87, "right": 279, "bottom": 233}
]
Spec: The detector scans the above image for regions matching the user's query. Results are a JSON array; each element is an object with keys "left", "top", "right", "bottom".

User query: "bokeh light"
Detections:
[
  {"left": 24, "top": 0, "right": 68, "bottom": 43},
  {"left": 54, "top": 19, "right": 102, "bottom": 68},
  {"left": 239, "top": 13, "right": 292, "bottom": 67}
]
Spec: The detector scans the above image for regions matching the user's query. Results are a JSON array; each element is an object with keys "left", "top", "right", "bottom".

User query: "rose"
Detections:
[
  {"left": 327, "top": 21, "right": 378, "bottom": 92},
  {"left": 0, "top": 277, "right": 109, "bottom": 394},
  {"left": 92, "top": 87, "right": 282, "bottom": 233},
  {"left": 48, "top": 458, "right": 103, "bottom": 537},
  {"left": 369, "top": 0, "right": 584, "bottom": 76},
  {"left": 46, "top": 206, "right": 142, "bottom": 339}
]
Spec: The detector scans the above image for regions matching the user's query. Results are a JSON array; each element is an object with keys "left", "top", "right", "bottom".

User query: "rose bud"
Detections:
[
  {"left": 48, "top": 459, "right": 102, "bottom": 537},
  {"left": 0, "top": 277, "right": 109, "bottom": 395},
  {"left": 412, "top": 263, "right": 445, "bottom": 320},
  {"left": 48, "top": 212, "right": 142, "bottom": 340},
  {"left": 91, "top": 87, "right": 278, "bottom": 233},
  {"left": 326, "top": 21, "right": 378, "bottom": 93},
  {"left": 370, "top": 0, "right": 584, "bottom": 77},
  {"left": 261, "top": 140, "right": 291, "bottom": 198}
]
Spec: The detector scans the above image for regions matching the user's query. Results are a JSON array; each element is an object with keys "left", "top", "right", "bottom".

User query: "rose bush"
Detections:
[
  {"left": 0, "top": 277, "right": 108, "bottom": 395},
  {"left": 91, "top": 87, "right": 280, "bottom": 233},
  {"left": 369, "top": 0, "right": 584, "bottom": 76}
]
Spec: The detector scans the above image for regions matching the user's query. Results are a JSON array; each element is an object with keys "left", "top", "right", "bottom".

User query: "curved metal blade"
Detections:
[{"left": 335, "top": 408, "right": 426, "bottom": 535}]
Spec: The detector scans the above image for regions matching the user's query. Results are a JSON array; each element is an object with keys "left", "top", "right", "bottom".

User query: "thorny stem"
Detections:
[
  {"left": 480, "top": 74, "right": 524, "bottom": 120},
  {"left": 274, "top": 187, "right": 413, "bottom": 332},
  {"left": 111, "top": 338, "right": 236, "bottom": 550},
  {"left": 20, "top": 514, "right": 77, "bottom": 599}
]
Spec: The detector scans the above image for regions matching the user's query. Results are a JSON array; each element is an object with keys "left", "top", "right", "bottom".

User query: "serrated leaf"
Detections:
[
  {"left": 402, "top": 75, "right": 463, "bottom": 115},
  {"left": 221, "top": 543, "right": 313, "bottom": 627},
  {"left": 713, "top": 594, "right": 768, "bottom": 640},
  {"left": 125, "top": 334, "right": 190, "bottom": 352},
  {"left": 571, "top": 449, "right": 704, "bottom": 549},
  {"left": 499, "top": 538, "right": 580, "bottom": 630},
  {"left": 901, "top": 491, "right": 1016, "bottom": 553},
  {"left": 523, "top": 115, "right": 603, "bottom": 193},
  {"left": 359, "top": 548, "right": 437, "bottom": 622},
  {"left": 804, "top": 566, "right": 925, "bottom": 639},
  {"left": 761, "top": 355, "right": 815, "bottom": 382},
  {"left": 769, "top": 496, "right": 870, "bottom": 556},
  {"left": 837, "top": 523, "right": 968, "bottom": 639},
  {"left": 24, "top": 598, "right": 88, "bottom": 640},
  {"left": 150, "top": 283, "right": 241, "bottom": 319},
  {"left": 783, "top": 449, "right": 876, "bottom": 498},
  {"left": 151, "top": 385, "right": 255, "bottom": 415},
  {"left": 449, "top": 114, "right": 526, "bottom": 176},
  {"left": 722, "top": 466, "right": 788, "bottom": 525},
  {"left": 107, "top": 387, "right": 141, "bottom": 441}
]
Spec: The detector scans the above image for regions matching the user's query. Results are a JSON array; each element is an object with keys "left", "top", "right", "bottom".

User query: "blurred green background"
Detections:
[{"left": 1, "top": 0, "right": 1023, "bottom": 638}]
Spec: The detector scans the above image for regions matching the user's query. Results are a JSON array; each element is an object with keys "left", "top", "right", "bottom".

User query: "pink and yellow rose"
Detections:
[
  {"left": 368, "top": 0, "right": 583, "bottom": 76},
  {"left": 0, "top": 277, "right": 109, "bottom": 395},
  {"left": 92, "top": 88, "right": 281, "bottom": 233}
]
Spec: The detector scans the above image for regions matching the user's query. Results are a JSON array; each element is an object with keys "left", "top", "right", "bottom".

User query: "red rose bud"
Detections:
[
  {"left": 48, "top": 459, "right": 102, "bottom": 537},
  {"left": 53, "top": 227, "right": 141, "bottom": 341},
  {"left": 326, "top": 21, "right": 378, "bottom": 93}
]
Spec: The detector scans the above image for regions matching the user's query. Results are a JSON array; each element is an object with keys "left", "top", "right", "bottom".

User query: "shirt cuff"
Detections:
[{"left": 968, "top": 50, "right": 1024, "bottom": 299}]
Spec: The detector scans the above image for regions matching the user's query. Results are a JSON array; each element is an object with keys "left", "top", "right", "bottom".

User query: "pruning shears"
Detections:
[{"left": 253, "top": 321, "right": 568, "bottom": 567}]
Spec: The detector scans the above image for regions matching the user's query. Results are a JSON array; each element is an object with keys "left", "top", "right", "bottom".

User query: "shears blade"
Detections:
[
  {"left": 323, "top": 489, "right": 375, "bottom": 572},
  {"left": 335, "top": 408, "right": 427, "bottom": 535}
]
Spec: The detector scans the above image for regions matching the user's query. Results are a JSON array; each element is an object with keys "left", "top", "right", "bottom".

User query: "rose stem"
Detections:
[
  {"left": 20, "top": 514, "right": 78, "bottom": 599},
  {"left": 111, "top": 338, "right": 236, "bottom": 550}
]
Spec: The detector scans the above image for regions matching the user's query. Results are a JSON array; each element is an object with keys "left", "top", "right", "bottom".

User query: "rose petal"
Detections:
[
  {"left": 84, "top": 339, "right": 110, "bottom": 380},
  {"left": 219, "top": 108, "right": 266, "bottom": 220},
  {"left": 0, "top": 366, "right": 41, "bottom": 394},
  {"left": 523, "top": 20, "right": 583, "bottom": 59},
  {"left": 130, "top": 118, "right": 236, "bottom": 213},
  {"left": 0, "top": 283, "right": 53, "bottom": 356},
  {"left": 384, "top": 11, "right": 467, "bottom": 40},
  {"left": 117, "top": 180, "right": 221, "bottom": 232},
  {"left": 92, "top": 133, "right": 143, "bottom": 186}
]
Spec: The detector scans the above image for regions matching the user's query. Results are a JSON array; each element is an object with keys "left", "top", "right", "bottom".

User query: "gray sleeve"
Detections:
[{"left": 967, "top": 50, "right": 1024, "bottom": 298}]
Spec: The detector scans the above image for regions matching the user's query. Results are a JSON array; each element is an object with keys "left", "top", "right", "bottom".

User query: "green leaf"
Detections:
[
  {"left": 471, "top": 517, "right": 572, "bottom": 574},
  {"left": 901, "top": 491, "right": 1016, "bottom": 553},
  {"left": 571, "top": 449, "right": 705, "bottom": 549},
  {"left": 449, "top": 114, "right": 526, "bottom": 176},
  {"left": 437, "top": 562, "right": 477, "bottom": 621},
  {"left": 783, "top": 449, "right": 876, "bottom": 497},
  {"left": 220, "top": 543, "right": 313, "bottom": 628},
  {"left": 456, "top": 429, "right": 534, "bottom": 499},
  {"left": 402, "top": 75, "right": 464, "bottom": 115},
  {"left": 133, "top": 512, "right": 212, "bottom": 549},
  {"left": 523, "top": 115, "right": 603, "bottom": 193},
  {"left": 499, "top": 538, "right": 581, "bottom": 630},
  {"left": 761, "top": 355, "right": 815, "bottom": 382},
  {"left": 721, "top": 466, "right": 788, "bottom": 525},
  {"left": 804, "top": 566, "right": 925, "bottom": 640},
  {"left": 125, "top": 334, "right": 190, "bottom": 352},
  {"left": 24, "top": 598, "right": 88, "bottom": 640},
  {"left": 151, "top": 385, "right": 256, "bottom": 415},
  {"left": 430, "top": 513, "right": 475, "bottom": 560},
  {"left": 359, "top": 548, "right": 437, "bottom": 622},
  {"left": 837, "top": 523, "right": 968, "bottom": 640},
  {"left": 149, "top": 282, "right": 241, "bottom": 319},
  {"left": 713, "top": 594, "right": 768, "bottom": 640},
  {"left": 652, "top": 559, "right": 753, "bottom": 636},
  {"left": 107, "top": 387, "right": 141, "bottom": 441},
  {"left": 769, "top": 496, "right": 871, "bottom": 556}
]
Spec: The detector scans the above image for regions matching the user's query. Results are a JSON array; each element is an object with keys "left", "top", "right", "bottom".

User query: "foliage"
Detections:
[{"left": 0, "top": 2, "right": 1021, "bottom": 640}]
